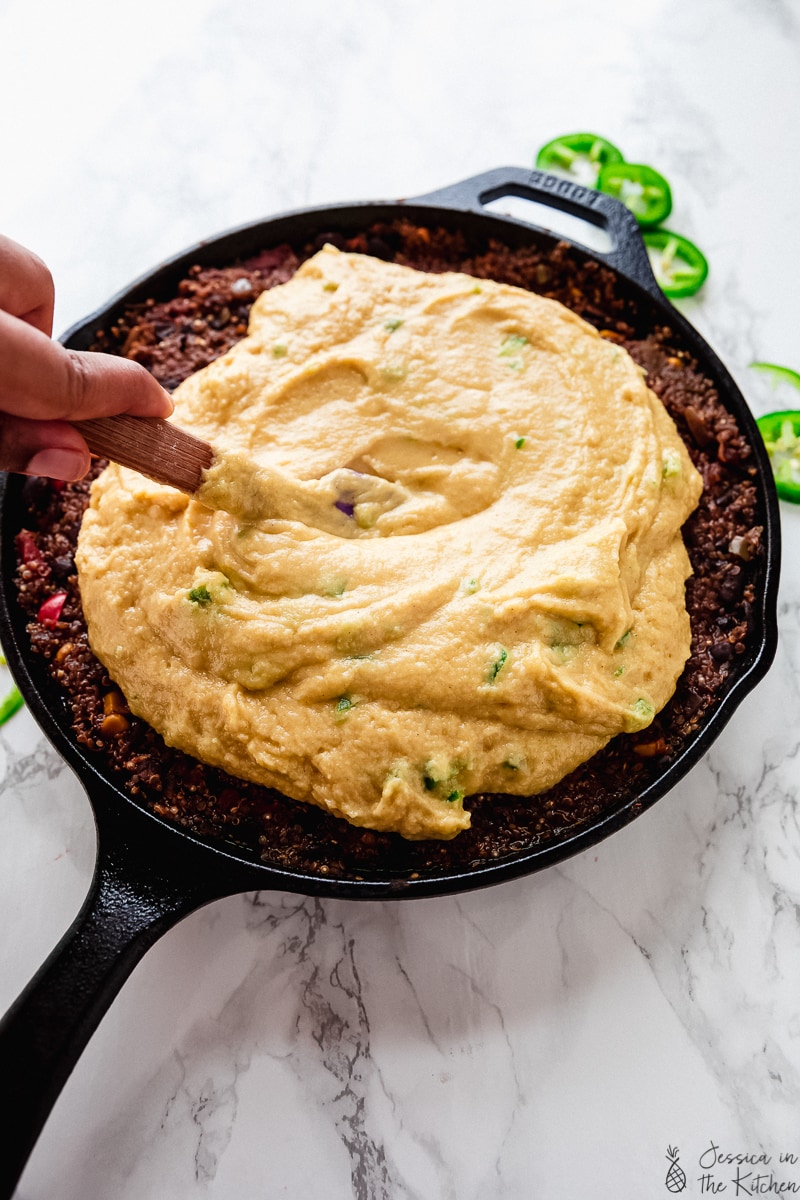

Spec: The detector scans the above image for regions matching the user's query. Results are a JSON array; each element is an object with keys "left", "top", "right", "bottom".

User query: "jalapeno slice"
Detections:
[
  {"left": 750, "top": 362, "right": 800, "bottom": 392},
  {"left": 642, "top": 229, "right": 709, "bottom": 299},
  {"left": 535, "top": 133, "right": 624, "bottom": 186},
  {"left": 756, "top": 410, "right": 800, "bottom": 503},
  {"left": 0, "top": 685, "right": 23, "bottom": 726},
  {"left": 597, "top": 162, "right": 672, "bottom": 227}
]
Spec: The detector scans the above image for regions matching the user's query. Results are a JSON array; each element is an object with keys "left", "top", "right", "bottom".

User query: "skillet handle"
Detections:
[
  {"left": 410, "top": 166, "right": 663, "bottom": 299},
  {"left": 0, "top": 778, "right": 258, "bottom": 1199}
]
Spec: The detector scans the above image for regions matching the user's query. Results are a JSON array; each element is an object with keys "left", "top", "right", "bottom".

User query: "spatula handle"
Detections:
[{"left": 73, "top": 415, "right": 214, "bottom": 493}]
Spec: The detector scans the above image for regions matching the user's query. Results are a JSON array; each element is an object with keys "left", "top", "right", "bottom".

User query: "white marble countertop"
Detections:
[{"left": 1, "top": 0, "right": 799, "bottom": 1196}]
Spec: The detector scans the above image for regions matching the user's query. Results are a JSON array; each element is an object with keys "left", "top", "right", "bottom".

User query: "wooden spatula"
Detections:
[
  {"left": 73, "top": 414, "right": 406, "bottom": 536},
  {"left": 74, "top": 415, "right": 214, "bottom": 494}
]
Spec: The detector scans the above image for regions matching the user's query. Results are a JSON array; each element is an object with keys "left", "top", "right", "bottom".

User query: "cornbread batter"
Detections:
[{"left": 77, "top": 248, "right": 702, "bottom": 839}]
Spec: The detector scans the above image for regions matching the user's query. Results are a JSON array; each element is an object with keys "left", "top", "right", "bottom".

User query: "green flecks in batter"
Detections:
[
  {"left": 547, "top": 618, "right": 591, "bottom": 659},
  {"left": 323, "top": 577, "right": 348, "bottom": 597},
  {"left": 499, "top": 334, "right": 528, "bottom": 372},
  {"left": 627, "top": 697, "right": 656, "bottom": 731},
  {"left": 188, "top": 585, "right": 212, "bottom": 607},
  {"left": 422, "top": 757, "right": 465, "bottom": 801},
  {"left": 501, "top": 330, "right": 526, "bottom": 357},
  {"left": 487, "top": 647, "right": 508, "bottom": 683},
  {"left": 355, "top": 507, "right": 377, "bottom": 530},
  {"left": 662, "top": 449, "right": 682, "bottom": 479},
  {"left": 379, "top": 360, "right": 407, "bottom": 383},
  {"left": 334, "top": 695, "right": 354, "bottom": 721},
  {"left": 336, "top": 621, "right": 364, "bottom": 654},
  {"left": 422, "top": 759, "right": 447, "bottom": 790}
]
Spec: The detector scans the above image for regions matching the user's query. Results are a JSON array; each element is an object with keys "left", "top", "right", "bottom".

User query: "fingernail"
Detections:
[
  {"left": 143, "top": 387, "right": 173, "bottom": 417},
  {"left": 26, "top": 448, "right": 89, "bottom": 480}
]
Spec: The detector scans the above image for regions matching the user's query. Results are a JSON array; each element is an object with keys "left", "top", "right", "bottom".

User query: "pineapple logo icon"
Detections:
[{"left": 665, "top": 1146, "right": 687, "bottom": 1193}]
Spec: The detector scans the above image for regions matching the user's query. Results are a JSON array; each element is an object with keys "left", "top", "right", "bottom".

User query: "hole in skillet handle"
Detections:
[
  {"left": 410, "top": 166, "right": 664, "bottom": 299},
  {"left": 481, "top": 194, "right": 614, "bottom": 254}
]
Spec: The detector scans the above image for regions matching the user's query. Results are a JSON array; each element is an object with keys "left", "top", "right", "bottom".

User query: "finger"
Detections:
[
  {"left": 0, "top": 309, "right": 173, "bottom": 421},
  {"left": 0, "top": 234, "right": 55, "bottom": 334},
  {"left": 0, "top": 413, "right": 90, "bottom": 479}
]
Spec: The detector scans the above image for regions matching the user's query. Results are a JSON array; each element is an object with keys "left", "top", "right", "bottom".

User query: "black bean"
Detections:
[
  {"left": 52, "top": 554, "right": 75, "bottom": 580},
  {"left": 21, "top": 475, "right": 50, "bottom": 510}
]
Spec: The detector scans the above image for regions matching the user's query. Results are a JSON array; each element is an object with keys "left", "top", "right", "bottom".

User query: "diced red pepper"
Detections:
[
  {"left": 17, "top": 530, "right": 41, "bottom": 563},
  {"left": 37, "top": 592, "right": 67, "bottom": 627}
]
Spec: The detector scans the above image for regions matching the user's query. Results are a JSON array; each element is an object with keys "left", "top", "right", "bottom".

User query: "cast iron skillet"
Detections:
[{"left": 0, "top": 168, "right": 781, "bottom": 1196}]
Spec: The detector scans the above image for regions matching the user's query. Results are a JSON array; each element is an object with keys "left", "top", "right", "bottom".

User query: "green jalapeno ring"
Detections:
[
  {"left": 597, "top": 161, "right": 673, "bottom": 228},
  {"left": 756, "top": 410, "right": 800, "bottom": 504},
  {"left": 0, "top": 685, "right": 23, "bottom": 726},
  {"left": 750, "top": 362, "right": 800, "bottom": 393},
  {"left": 535, "top": 133, "right": 624, "bottom": 185},
  {"left": 642, "top": 229, "right": 709, "bottom": 299}
]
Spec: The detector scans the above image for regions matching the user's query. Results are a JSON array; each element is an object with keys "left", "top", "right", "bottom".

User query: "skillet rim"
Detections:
[{"left": 0, "top": 181, "right": 782, "bottom": 899}]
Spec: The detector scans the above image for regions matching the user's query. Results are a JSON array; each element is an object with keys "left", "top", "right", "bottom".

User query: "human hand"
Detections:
[{"left": 0, "top": 234, "right": 173, "bottom": 480}]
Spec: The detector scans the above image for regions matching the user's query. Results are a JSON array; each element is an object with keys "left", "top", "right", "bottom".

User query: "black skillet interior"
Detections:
[
  {"left": 0, "top": 168, "right": 781, "bottom": 1198},
  {"left": 3, "top": 166, "right": 781, "bottom": 899}
]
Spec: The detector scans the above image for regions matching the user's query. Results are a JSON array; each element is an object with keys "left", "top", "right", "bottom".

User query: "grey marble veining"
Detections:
[{"left": 1, "top": 0, "right": 800, "bottom": 1196}]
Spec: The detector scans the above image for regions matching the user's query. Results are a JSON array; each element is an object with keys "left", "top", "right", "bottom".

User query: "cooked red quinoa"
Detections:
[{"left": 14, "top": 224, "right": 762, "bottom": 878}]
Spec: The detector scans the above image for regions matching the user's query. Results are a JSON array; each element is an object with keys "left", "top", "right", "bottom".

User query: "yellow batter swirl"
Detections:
[{"left": 77, "top": 248, "right": 702, "bottom": 839}]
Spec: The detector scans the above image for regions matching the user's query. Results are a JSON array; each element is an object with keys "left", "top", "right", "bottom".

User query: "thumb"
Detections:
[
  {"left": 0, "top": 309, "right": 173, "bottom": 421},
  {"left": 0, "top": 414, "right": 90, "bottom": 479},
  {"left": 60, "top": 348, "right": 174, "bottom": 420}
]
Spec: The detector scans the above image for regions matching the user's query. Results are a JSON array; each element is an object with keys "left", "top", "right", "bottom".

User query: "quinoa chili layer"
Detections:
[{"left": 14, "top": 224, "right": 762, "bottom": 877}]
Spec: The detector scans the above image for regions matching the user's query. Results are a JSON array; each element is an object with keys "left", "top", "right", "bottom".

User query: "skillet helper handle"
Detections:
[
  {"left": 410, "top": 166, "right": 662, "bottom": 299},
  {"left": 0, "top": 783, "right": 243, "bottom": 1200}
]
